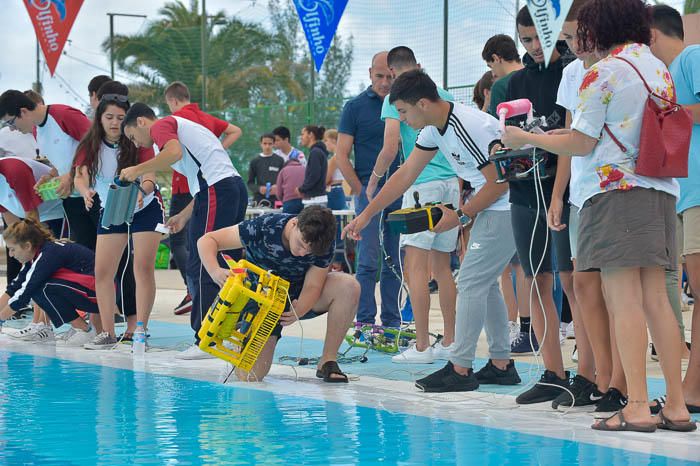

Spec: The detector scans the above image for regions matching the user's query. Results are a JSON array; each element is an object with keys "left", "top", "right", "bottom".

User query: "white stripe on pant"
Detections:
[{"left": 451, "top": 209, "right": 516, "bottom": 369}]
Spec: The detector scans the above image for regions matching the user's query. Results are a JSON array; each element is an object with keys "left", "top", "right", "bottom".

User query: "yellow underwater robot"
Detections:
[{"left": 197, "top": 259, "right": 290, "bottom": 372}]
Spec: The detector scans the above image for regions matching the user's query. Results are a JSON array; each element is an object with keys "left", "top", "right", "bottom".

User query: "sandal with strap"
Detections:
[
  {"left": 592, "top": 410, "right": 657, "bottom": 433},
  {"left": 650, "top": 395, "right": 700, "bottom": 414},
  {"left": 316, "top": 360, "right": 349, "bottom": 383},
  {"left": 657, "top": 408, "right": 698, "bottom": 432}
]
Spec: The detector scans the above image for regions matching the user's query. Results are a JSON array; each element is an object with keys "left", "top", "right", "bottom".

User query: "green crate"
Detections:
[{"left": 37, "top": 178, "right": 61, "bottom": 201}]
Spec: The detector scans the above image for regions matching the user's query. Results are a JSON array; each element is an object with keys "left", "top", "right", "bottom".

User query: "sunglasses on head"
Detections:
[{"left": 101, "top": 94, "right": 129, "bottom": 104}]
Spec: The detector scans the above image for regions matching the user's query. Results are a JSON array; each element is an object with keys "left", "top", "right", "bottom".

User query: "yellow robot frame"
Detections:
[{"left": 197, "top": 259, "right": 290, "bottom": 372}]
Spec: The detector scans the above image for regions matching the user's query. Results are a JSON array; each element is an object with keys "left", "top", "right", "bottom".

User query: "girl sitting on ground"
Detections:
[{"left": 0, "top": 219, "right": 101, "bottom": 347}]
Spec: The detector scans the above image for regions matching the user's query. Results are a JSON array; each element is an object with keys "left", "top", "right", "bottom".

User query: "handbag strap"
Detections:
[
  {"left": 612, "top": 55, "right": 679, "bottom": 107},
  {"left": 603, "top": 124, "right": 627, "bottom": 153},
  {"left": 601, "top": 54, "right": 679, "bottom": 154}
]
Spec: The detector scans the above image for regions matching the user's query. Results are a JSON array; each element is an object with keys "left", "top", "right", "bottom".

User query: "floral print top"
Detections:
[{"left": 571, "top": 43, "right": 680, "bottom": 205}]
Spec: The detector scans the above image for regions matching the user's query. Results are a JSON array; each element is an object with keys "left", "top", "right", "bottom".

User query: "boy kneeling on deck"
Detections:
[{"left": 197, "top": 205, "right": 359, "bottom": 382}]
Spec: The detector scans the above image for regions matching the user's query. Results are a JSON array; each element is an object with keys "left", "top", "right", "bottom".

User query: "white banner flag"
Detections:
[{"left": 526, "top": 0, "right": 574, "bottom": 67}]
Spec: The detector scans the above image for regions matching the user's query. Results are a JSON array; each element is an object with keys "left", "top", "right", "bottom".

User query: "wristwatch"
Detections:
[{"left": 456, "top": 208, "right": 472, "bottom": 227}]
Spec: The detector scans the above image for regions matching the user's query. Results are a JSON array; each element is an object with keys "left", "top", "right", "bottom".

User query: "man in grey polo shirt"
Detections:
[{"left": 335, "top": 51, "right": 402, "bottom": 327}]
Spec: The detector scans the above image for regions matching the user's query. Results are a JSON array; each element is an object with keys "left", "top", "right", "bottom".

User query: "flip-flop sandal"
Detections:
[
  {"left": 657, "top": 409, "right": 698, "bottom": 432},
  {"left": 592, "top": 410, "right": 657, "bottom": 433},
  {"left": 316, "top": 361, "right": 349, "bottom": 383},
  {"left": 650, "top": 395, "right": 700, "bottom": 414}
]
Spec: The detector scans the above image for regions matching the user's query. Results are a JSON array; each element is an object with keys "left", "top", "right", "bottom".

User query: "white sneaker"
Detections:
[
  {"left": 432, "top": 342, "right": 455, "bottom": 360},
  {"left": 20, "top": 324, "right": 55, "bottom": 344},
  {"left": 391, "top": 344, "right": 434, "bottom": 364},
  {"left": 682, "top": 292, "right": 694, "bottom": 306},
  {"left": 8, "top": 322, "right": 41, "bottom": 339},
  {"left": 56, "top": 327, "right": 77, "bottom": 342},
  {"left": 508, "top": 321, "right": 520, "bottom": 345},
  {"left": 176, "top": 344, "right": 216, "bottom": 360},
  {"left": 58, "top": 328, "right": 96, "bottom": 347},
  {"left": 565, "top": 321, "right": 575, "bottom": 339}
]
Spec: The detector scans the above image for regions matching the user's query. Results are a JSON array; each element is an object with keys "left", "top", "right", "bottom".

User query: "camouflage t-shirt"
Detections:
[{"left": 238, "top": 213, "right": 334, "bottom": 296}]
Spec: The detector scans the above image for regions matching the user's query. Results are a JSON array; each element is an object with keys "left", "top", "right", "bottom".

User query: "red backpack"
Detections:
[{"left": 603, "top": 55, "right": 692, "bottom": 178}]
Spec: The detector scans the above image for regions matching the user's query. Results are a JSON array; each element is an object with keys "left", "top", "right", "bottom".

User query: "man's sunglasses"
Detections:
[{"left": 101, "top": 94, "right": 129, "bottom": 104}]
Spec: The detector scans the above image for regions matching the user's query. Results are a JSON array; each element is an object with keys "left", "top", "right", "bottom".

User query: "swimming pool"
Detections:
[{"left": 0, "top": 346, "right": 697, "bottom": 465}]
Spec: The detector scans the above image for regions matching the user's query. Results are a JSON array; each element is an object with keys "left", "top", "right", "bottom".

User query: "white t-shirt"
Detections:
[
  {"left": 275, "top": 147, "right": 307, "bottom": 166},
  {"left": 0, "top": 127, "right": 38, "bottom": 159},
  {"left": 150, "top": 116, "right": 240, "bottom": 196},
  {"left": 92, "top": 143, "right": 155, "bottom": 214},
  {"left": 415, "top": 102, "right": 509, "bottom": 211},
  {"left": 571, "top": 43, "right": 679, "bottom": 205},
  {"left": 556, "top": 59, "right": 587, "bottom": 209}
]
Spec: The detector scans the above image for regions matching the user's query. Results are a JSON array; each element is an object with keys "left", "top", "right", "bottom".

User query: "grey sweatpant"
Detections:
[{"left": 451, "top": 209, "right": 516, "bottom": 369}]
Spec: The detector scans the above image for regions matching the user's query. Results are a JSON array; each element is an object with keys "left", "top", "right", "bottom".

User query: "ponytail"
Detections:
[{"left": 303, "top": 125, "right": 326, "bottom": 142}]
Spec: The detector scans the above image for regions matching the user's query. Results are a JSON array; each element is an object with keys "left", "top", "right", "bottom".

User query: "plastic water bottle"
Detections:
[
  {"left": 132, "top": 322, "right": 146, "bottom": 356},
  {"left": 265, "top": 181, "right": 271, "bottom": 199}
]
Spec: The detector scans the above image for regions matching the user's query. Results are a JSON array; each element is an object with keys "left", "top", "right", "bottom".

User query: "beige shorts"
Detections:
[
  {"left": 399, "top": 177, "right": 460, "bottom": 252},
  {"left": 677, "top": 205, "right": 700, "bottom": 257}
]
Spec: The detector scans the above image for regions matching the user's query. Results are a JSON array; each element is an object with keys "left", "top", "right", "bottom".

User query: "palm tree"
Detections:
[
  {"left": 104, "top": 0, "right": 290, "bottom": 112},
  {"left": 686, "top": 0, "right": 700, "bottom": 14}
]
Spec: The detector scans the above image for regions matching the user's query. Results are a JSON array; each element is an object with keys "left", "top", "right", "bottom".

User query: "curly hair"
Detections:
[
  {"left": 296, "top": 205, "right": 336, "bottom": 256},
  {"left": 577, "top": 0, "right": 651, "bottom": 54}
]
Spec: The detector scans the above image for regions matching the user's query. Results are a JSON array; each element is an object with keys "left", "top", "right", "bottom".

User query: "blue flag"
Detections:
[{"left": 293, "top": 0, "right": 348, "bottom": 72}]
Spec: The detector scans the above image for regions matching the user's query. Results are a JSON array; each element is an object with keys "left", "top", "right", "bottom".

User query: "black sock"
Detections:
[{"left": 520, "top": 317, "right": 531, "bottom": 334}]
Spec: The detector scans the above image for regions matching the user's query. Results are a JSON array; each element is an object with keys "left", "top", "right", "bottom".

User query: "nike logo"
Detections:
[{"left": 590, "top": 393, "right": 603, "bottom": 402}]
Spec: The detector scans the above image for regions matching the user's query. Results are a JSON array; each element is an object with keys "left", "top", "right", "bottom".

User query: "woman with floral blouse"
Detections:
[{"left": 501, "top": 0, "right": 695, "bottom": 433}]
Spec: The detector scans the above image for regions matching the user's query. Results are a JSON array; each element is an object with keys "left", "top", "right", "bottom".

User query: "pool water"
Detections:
[{"left": 0, "top": 350, "right": 695, "bottom": 465}]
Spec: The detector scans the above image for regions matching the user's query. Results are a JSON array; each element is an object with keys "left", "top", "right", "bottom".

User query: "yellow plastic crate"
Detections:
[{"left": 197, "top": 259, "right": 289, "bottom": 373}]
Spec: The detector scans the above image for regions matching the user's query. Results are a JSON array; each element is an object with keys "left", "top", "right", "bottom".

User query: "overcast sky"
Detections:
[{"left": 1, "top": 0, "right": 686, "bottom": 112}]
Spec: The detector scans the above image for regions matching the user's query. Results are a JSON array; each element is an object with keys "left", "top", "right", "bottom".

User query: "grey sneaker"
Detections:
[{"left": 83, "top": 332, "right": 118, "bottom": 350}]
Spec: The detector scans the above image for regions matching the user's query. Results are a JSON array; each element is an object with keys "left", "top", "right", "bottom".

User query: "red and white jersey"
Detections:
[
  {"left": 150, "top": 116, "right": 240, "bottom": 195},
  {"left": 35, "top": 105, "right": 91, "bottom": 176},
  {"left": 0, "top": 157, "right": 63, "bottom": 221}
]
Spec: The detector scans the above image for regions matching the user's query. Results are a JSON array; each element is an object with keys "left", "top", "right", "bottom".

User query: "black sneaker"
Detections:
[
  {"left": 474, "top": 359, "right": 521, "bottom": 385},
  {"left": 10, "top": 305, "right": 32, "bottom": 320},
  {"left": 594, "top": 387, "right": 628, "bottom": 414},
  {"left": 552, "top": 375, "right": 602, "bottom": 410},
  {"left": 511, "top": 331, "right": 539, "bottom": 355},
  {"left": 516, "top": 370, "right": 570, "bottom": 405},
  {"left": 650, "top": 343, "right": 658, "bottom": 361},
  {"left": 428, "top": 279, "right": 438, "bottom": 293},
  {"left": 415, "top": 362, "right": 480, "bottom": 393}
]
